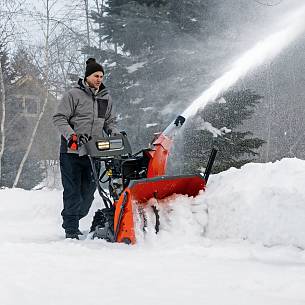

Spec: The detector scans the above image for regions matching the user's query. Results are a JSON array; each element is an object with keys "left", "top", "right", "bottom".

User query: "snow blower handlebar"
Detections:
[
  {"left": 84, "top": 133, "right": 132, "bottom": 159},
  {"left": 84, "top": 133, "right": 132, "bottom": 209}
]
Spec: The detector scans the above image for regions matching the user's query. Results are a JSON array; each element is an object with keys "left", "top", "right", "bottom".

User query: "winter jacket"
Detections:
[{"left": 53, "top": 78, "right": 119, "bottom": 154}]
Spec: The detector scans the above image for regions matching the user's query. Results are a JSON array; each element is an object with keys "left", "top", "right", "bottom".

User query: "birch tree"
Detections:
[{"left": 0, "top": 59, "right": 5, "bottom": 185}]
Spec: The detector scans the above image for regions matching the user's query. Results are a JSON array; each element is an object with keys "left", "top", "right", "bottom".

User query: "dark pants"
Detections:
[{"left": 59, "top": 153, "right": 96, "bottom": 233}]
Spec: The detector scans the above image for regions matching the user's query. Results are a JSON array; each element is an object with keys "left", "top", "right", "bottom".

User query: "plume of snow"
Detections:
[{"left": 163, "top": 5, "right": 305, "bottom": 136}]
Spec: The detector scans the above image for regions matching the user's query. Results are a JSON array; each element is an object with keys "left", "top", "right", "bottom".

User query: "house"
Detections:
[{"left": 2, "top": 75, "right": 61, "bottom": 188}]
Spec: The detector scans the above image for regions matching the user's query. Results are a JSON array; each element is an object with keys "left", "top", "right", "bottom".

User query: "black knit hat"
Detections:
[{"left": 85, "top": 58, "right": 104, "bottom": 78}]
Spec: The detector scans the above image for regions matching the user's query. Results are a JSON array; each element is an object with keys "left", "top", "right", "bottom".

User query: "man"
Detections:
[{"left": 53, "top": 58, "right": 119, "bottom": 239}]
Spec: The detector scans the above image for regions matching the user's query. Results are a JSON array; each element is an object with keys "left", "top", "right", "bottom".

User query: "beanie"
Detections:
[{"left": 85, "top": 58, "right": 104, "bottom": 78}]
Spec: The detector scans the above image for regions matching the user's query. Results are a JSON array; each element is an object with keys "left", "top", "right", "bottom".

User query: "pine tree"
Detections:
[
  {"left": 86, "top": 1, "right": 212, "bottom": 150},
  {"left": 183, "top": 89, "right": 265, "bottom": 174}
]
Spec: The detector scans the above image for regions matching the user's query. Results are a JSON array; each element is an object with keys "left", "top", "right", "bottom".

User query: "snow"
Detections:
[
  {"left": 194, "top": 117, "right": 230, "bottom": 137},
  {"left": 205, "top": 158, "right": 305, "bottom": 248},
  {"left": 146, "top": 123, "right": 158, "bottom": 128},
  {"left": 125, "top": 82, "right": 140, "bottom": 89},
  {"left": 107, "top": 62, "right": 117, "bottom": 68},
  {"left": 220, "top": 126, "right": 231, "bottom": 133},
  {"left": 217, "top": 96, "right": 227, "bottom": 104},
  {"left": 140, "top": 106, "right": 154, "bottom": 112},
  {"left": 130, "top": 97, "right": 144, "bottom": 104},
  {"left": 126, "top": 62, "right": 147, "bottom": 73},
  {"left": 1, "top": 158, "right": 305, "bottom": 304}
]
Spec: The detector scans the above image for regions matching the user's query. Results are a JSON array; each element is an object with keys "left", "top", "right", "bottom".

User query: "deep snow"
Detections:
[{"left": 1, "top": 158, "right": 305, "bottom": 305}]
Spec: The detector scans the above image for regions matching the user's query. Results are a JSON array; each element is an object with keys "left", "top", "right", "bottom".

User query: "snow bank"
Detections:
[
  {"left": 134, "top": 157, "right": 305, "bottom": 249},
  {"left": 203, "top": 158, "right": 305, "bottom": 248}
]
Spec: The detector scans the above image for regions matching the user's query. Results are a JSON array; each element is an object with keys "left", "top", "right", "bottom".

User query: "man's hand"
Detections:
[
  {"left": 68, "top": 134, "right": 78, "bottom": 150},
  {"left": 79, "top": 134, "right": 92, "bottom": 146}
]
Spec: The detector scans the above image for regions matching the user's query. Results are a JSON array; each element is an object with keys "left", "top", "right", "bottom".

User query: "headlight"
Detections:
[
  {"left": 96, "top": 140, "right": 110, "bottom": 150},
  {"left": 109, "top": 139, "right": 123, "bottom": 149}
]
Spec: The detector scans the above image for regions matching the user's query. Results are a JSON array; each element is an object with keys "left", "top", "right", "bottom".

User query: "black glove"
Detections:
[
  {"left": 78, "top": 134, "right": 92, "bottom": 146},
  {"left": 67, "top": 134, "right": 78, "bottom": 150}
]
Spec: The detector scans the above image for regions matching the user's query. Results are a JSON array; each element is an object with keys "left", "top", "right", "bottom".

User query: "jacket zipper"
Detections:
[{"left": 91, "top": 94, "right": 95, "bottom": 136}]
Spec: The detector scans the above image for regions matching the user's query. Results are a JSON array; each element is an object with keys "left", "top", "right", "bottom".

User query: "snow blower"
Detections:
[{"left": 84, "top": 115, "right": 217, "bottom": 244}]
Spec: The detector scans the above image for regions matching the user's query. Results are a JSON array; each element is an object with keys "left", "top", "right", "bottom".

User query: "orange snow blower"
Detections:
[{"left": 85, "top": 116, "right": 217, "bottom": 244}]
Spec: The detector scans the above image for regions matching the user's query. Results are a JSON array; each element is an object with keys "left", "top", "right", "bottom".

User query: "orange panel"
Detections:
[
  {"left": 146, "top": 134, "right": 173, "bottom": 178},
  {"left": 113, "top": 175, "right": 206, "bottom": 244},
  {"left": 114, "top": 190, "right": 136, "bottom": 244}
]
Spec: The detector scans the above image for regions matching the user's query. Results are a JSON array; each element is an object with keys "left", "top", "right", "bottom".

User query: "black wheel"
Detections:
[{"left": 121, "top": 238, "right": 131, "bottom": 244}]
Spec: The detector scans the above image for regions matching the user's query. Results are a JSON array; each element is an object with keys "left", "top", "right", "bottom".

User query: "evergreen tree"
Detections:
[
  {"left": 10, "top": 48, "right": 41, "bottom": 80},
  {"left": 182, "top": 89, "right": 265, "bottom": 174},
  {"left": 86, "top": 0, "right": 212, "bottom": 151},
  {"left": 0, "top": 45, "right": 13, "bottom": 84}
]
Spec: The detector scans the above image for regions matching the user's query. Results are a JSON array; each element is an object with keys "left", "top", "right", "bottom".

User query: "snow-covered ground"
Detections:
[{"left": 1, "top": 158, "right": 305, "bottom": 305}]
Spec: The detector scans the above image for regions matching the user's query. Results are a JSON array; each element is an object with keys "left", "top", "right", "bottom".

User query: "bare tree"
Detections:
[
  {"left": 13, "top": 0, "right": 53, "bottom": 187},
  {"left": 66, "top": 0, "right": 109, "bottom": 52},
  {"left": 0, "top": 0, "right": 22, "bottom": 185},
  {"left": 93, "top": 0, "right": 105, "bottom": 50},
  {"left": 12, "top": 0, "right": 90, "bottom": 187},
  {"left": 84, "top": 0, "right": 90, "bottom": 48}
]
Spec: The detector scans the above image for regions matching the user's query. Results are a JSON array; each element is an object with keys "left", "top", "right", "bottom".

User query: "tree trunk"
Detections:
[
  {"left": 84, "top": 0, "right": 90, "bottom": 48},
  {"left": 265, "top": 65, "right": 274, "bottom": 162},
  {"left": 0, "top": 59, "right": 6, "bottom": 185},
  {"left": 94, "top": 0, "right": 104, "bottom": 50}
]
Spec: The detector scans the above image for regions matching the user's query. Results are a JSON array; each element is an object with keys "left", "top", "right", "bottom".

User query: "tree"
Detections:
[
  {"left": 182, "top": 89, "right": 265, "bottom": 173},
  {"left": 11, "top": 0, "right": 107, "bottom": 188},
  {"left": 0, "top": 52, "right": 6, "bottom": 186},
  {"left": 0, "top": 0, "right": 22, "bottom": 185},
  {"left": 13, "top": 0, "right": 53, "bottom": 187},
  {"left": 86, "top": 0, "right": 213, "bottom": 151}
]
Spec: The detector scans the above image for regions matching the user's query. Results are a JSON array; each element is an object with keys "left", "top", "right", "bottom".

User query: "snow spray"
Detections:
[{"left": 163, "top": 4, "right": 305, "bottom": 137}]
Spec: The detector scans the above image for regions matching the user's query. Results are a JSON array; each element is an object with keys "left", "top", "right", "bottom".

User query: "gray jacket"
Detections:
[{"left": 53, "top": 78, "right": 119, "bottom": 154}]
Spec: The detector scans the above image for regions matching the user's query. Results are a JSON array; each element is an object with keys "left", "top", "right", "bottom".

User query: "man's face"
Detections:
[{"left": 86, "top": 71, "right": 104, "bottom": 90}]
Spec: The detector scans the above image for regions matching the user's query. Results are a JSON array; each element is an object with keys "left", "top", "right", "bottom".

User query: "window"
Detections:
[
  {"left": 25, "top": 97, "right": 39, "bottom": 115},
  {"left": 11, "top": 96, "right": 24, "bottom": 111},
  {"left": 11, "top": 95, "right": 40, "bottom": 116}
]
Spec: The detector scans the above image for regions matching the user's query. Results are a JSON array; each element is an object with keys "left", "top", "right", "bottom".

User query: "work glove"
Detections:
[
  {"left": 78, "top": 134, "right": 92, "bottom": 146},
  {"left": 67, "top": 134, "right": 78, "bottom": 151}
]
